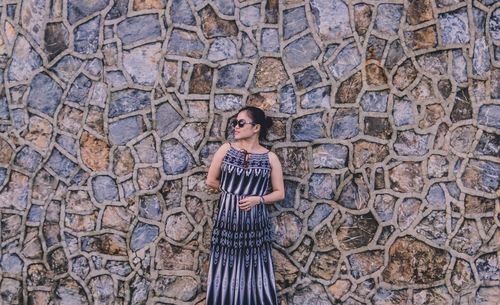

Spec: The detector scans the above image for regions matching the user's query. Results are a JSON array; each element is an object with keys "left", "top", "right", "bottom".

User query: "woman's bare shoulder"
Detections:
[{"left": 267, "top": 151, "right": 282, "bottom": 166}]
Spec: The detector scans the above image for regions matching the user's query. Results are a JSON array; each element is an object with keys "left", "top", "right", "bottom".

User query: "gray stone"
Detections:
[
  {"left": 338, "top": 174, "right": 370, "bottom": 210},
  {"left": 106, "top": 71, "right": 128, "bottom": 88},
  {"left": 308, "top": 203, "right": 335, "bottom": 230},
  {"left": 385, "top": 40, "right": 404, "bottom": 70},
  {"left": 310, "top": 0, "right": 351, "bottom": 40},
  {"left": 155, "top": 275, "right": 198, "bottom": 301},
  {"left": 105, "top": 261, "right": 132, "bottom": 277},
  {"left": 240, "top": 5, "right": 260, "bottom": 27},
  {"left": 241, "top": 32, "right": 257, "bottom": 58},
  {"left": 47, "top": 149, "right": 78, "bottom": 179},
  {"left": 74, "top": 16, "right": 100, "bottom": 54},
  {"left": 473, "top": 37, "right": 490, "bottom": 75},
  {"left": 161, "top": 138, "right": 195, "bottom": 175},
  {"left": 117, "top": 15, "right": 161, "bottom": 45},
  {"left": 328, "top": 43, "right": 361, "bottom": 80},
  {"left": 337, "top": 212, "right": 378, "bottom": 249},
  {"left": 450, "top": 220, "right": 482, "bottom": 256},
  {"left": 155, "top": 102, "right": 182, "bottom": 137},
  {"left": 475, "top": 253, "right": 500, "bottom": 281},
  {"left": 67, "top": 74, "right": 92, "bottom": 105},
  {"left": 475, "top": 132, "right": 500, "bottom": 157},
  {"left": 207, "top": 38, "right": 237, "bottom": 62},
  {"left": 398, "top": 198, "right": 422, "bottom": 230},
  {"left": 451, "top": 88, "right": 472, "bottom": 123},
  {"left": 50, "top": 55, "right": 83, "bottom": 83},
  {"left": 165, "top": 212, "right": 194, "bottom": 241},
  {"left": 88, "top": 275, "right": 115, "bottom": 305},
  {"left": 216, "top": 63, "right": 251, "bottom": 88},
  {"left": 461, "top": 159, "right": 500, "bottom": 193},
  {"left": 374, "top": 194, "right": 396, "bottom": 222},
  {"left": 106, "top": 0, "right": 128, "bottom": 20},
  {"left": 301, "top": 86, "right": 330, "bottom": 109},
  {"left": 0, "top": 253, "right": 23, "bottom": 274},
  {"left": 92, "top": 176, "right": 118, "bottom": 203},
  {"left": 478, "top": 104, "right": 500, "bottom": 129},
  {"left": 8, "top": 36, "right": 43, "bottom": 82},
  {"left": 139, "top": 195, "right": 162, "bottom": 221},
  {"left": 289, "top": 283, "right": 331, "bottom": 305},
  {"left": 213, "top": 0, "right": 234, "bottom": 15},
  {"left": 291, "top": 112, "right": 325, "bottom": 141},
  {"left": 0, "top": 168, "right": 6, "bottom": 186},
  {"left": 279, "top": 85, "right": 296, "bottom": 114},
  {"left": 273, "top": 212, "right": 303, "bottom": 248},
  {"left": 71, "top": 256, "right": 90, "bottom": 279},
  {"left": 108, "top": 89, "right": 151, "bottom": 118},
  {"left": 452, "top": 50, "right": 467, "bottom": 83},
  {"left": 374, "top": 4, "right": 403, "bottom": 36},
  {"left": 261, "top": 28, "right": 279, "bottom": 52},
  {"left": 439, "top": 8, "right": 470, "bottom": 46},
  {"left": 27, "top": 73, "right": 63, "bottom": 116},
  {"left": 309, "top": 174, "right": 335, "bottom": 200},
  {"left": 284, "top": 34, "right": 321, "bottom": 70},
  {"left": 130, "top": 275, "right": 150, "bottom": 305},
  {"left": 123, "top": 43, "right": 162, "bottom": 86},
  {"left": 492, "top": 69, "right": 500, "bottom": 99},
  {"left": 476, "top": 287, "right": 500, "bottom": 305},
  {"left": 416, "top": 211, "right": 447, "bottom": 246},
  {"left": 426, "top": 183, "right": 445, "bottom": 209},
  {"left": 294, "top": 66, "right": 322, "bottom": 90},
  {"left": 171, "top": 0, "right": 196, "bottom": 25},
  {"left": 394, "top": 130, "right": 430, "bottom": 156},
  {"left": 312, "top": 144, "right": 348, "bottom": 169},
  {"left": 67, "top": 0, "right": 109, "bottom": 24},
  {"left": 284, "top": 6, "right": 308, "bottom": 40},
  {"left": 331, "top": 108, "right": 359, "bottom": 139},
  {"left": 14, "top": 145, "right": 42, "bottom": 172},
  {"left": 417, "top": 52, "right": 448, "bottom": 75},
  {"left": 214, "top": 94, "right": 243, "bottom": 111},
  {"left": 490, "top": 8, "right": 500, "bottom": 41},
  {"left": 131, "top": 222, "right": 159, "bottom": 251},
  {"left": 360, "top": 91, "right": 388, "bottom": 112},
  {"left": 108, "top": 116, "right": 144, "bottom": 145}
]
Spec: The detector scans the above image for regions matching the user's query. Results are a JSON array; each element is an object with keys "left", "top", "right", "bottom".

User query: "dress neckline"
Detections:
[{"left": 229, "top": 142, "right": 269, "bottom": 155}]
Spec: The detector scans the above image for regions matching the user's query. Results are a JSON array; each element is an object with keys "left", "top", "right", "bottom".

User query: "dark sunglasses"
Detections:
[{"left": 231, "top": 119, "right": 256, "bottom": 128}]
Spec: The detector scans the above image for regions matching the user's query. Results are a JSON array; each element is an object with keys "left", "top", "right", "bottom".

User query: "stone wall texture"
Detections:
[{"left": 0, "top": 0, "right": 499, "bottom": 304}]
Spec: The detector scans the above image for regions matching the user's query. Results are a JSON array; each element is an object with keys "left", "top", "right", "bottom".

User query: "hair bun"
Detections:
[{"left": 265, "top": 116, "right": 273, "bottom": 128}]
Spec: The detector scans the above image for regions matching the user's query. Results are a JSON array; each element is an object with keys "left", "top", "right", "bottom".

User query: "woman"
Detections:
[{"left": 205, "top": 106, "right": 285, "bottom": 305}]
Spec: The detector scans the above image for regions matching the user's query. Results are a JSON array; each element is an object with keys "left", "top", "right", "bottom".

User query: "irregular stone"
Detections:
[
  {"left": 490, "top": 8, "right": 500, "bottom": 42},
  {"left": 291, "top": 112, "right": 326, "bottom": 141},
  {"left": 427, "top": 155, "right": 449, "bottom": 178},
  {"left": 393, "top": 98, "right": 415, "bottom": 127},
  {"left": 14, "top": 145, "right": 42, "bottom": 172},
  {"left": 416, "top": 211, "right": 447, "bottom": 246},
  {"left": 289, "top": 283, "right": 331, "bottom": 305},
  {"left": 275, "top": 147, "right": 309, "bottom": 177},
  {"left": 364, "top": 117, "right": 392, "bottom": 139},
  {"left": 137, "top": 167, "right": 161, "bottom": 190},
  {"left": 475, "top": 132, "right": 500, "bottom": 157},
  {"left": 117, "top": 14, "right": 161, "bottom": 45},
  {"left": 366, "top": 63, "right": 387, "bottom": 86},
  {"left": 348, "top": 250, "right": 384, "bottom": 279},
  {"left": 92, "top": 175, "right": 119, "bottom": 203},
  {"left": 155, "top": 102, "right": 182, "bottom": 137},
  {"left": 339, "top": 173, "right": 370, "bottom": 209},
  {"left": 216, "top": 63, "right": 251, "bottom": 88},
  {"left": 310, "top": 249, "right": 341, "bottom": 280},
  {"left": 389, "top": 162, "right": 424, "bottom": 193},
  {"left": 57, "top": 106, "right": 83, "bottom": 134},
  {"left": 450, "top": 220, "right": 482, "bottom": 256},
  {"left": 397, "top": 198, "right": 422, "bottom": 230},
  {"left": 450, "top": 259, "right": 475, "bottom": 292},
  {"left": 284, "top": 34, "right": 321, "bottom": 69},
  {"left": 213, "top": 94, "right": 243, "bottom": 112},
  {"left": 450, "top": 125, "right": 477, "bottom": 153},
  {"left": 372, "top": 288, "right": 408, "bottom": 305},
  {"left": 189, "top": 64, "right": 213, "bottom": 94},
  {"left": 109, "top": 89, "right": 151, "bottom": 118},
  {"left": 0, "top": 278, "right": 22, "bottom": 304},
  {"left": 123, "top": 43, "right": 162, "bottom": 86},
  {"left": 307, "top": 203, "right": 335, "bottom": 230},
  {"left": 105, "top": 260, "right": 132, "bottom": 277},
  {"left": 261, "top": 28, "right": 279, "bottom": 52},
  {"left": 102, "top": 206, "right": 132, "bottom": 231},
  {"left": 354, "top": 4, "right": 373, "bottom": 36},
  {"left": 452, "top": 49, "right": 468, "bottom": 83},
  {"left": 240, "top": 32, "right": 257, "bottom": 58},
  {"left": 81, "top": 234, "right": 127, "bottom": 256},
  {"left": 67, "top": 0, "right": 109, "bottom": 24},
  {"left": 294, "top": 66, "right": 321, "bottom": 90},
  {"left": 426, "top": 183, "right": 445, "bottom": 209},
  {"left": 88, "top": 275, "right": 115, "bottom": 305},
  {"left": 308, "top": 173, "right": 335, "bottom": 200},
  {"left": 478, "top": 104, "right": 500, "bottom": 129},
  {"left": 301, "top": 86, "right": 330, "bottom": 109},
  {"left": 74, "top": 16, "right": 100, "bottom": 54},
  {"left": 254, "top": 57, "right": 288, "bottom": 88},
  {"left": 312, "top": 144, "right": 348, "bottom": 169},
  {"left": 329, "top": 43, "right": 361, "bottom": 80},
  {"left": 374, "top": 194, "right": 396, "bottom": 222},
  {"left": 394, "top": 130, "right": 430, "bottom": 156},
  {"left": 0, "top": 253, "right": 23, "bottom": 274},
  {"left": 161, "top": 139, "right": 195, "bottom": 175},
  {"left": 383, "top": 236, "right": 449, "bottom": 284},
  {"left": 374, "top": 4, "right": 403, "bottom": 36},
  {"left": 392, "top": 59, "right": 418, "bottom": 91},
  {"left": 475, "top": 286, "right": 500, "bottom": 305},
  {"left": 337, "top": 212, "right": 378, "bottom": 250},
  {"left": 199, "top": 5, "right": 238, "bottom": 38},
  {"left": 279, "top": 84, "right": 297, "bottom": 114},
  {"left": 360, "top": 90, "right": 388, "bottom": 112},
  {"left": 419, "top": 104, "right": 445, "bottom": 129},
  {"left": 439, "top": 8, "right": 470, "bottom": 46},
  {"left": 273, "top": 212, "right": 303, "bottom": 248},
  {"left": 207, "top": 38, "right": 236, "bottom": 62},
  {"left": 108, "top": 116, "right": 144, "bottom": 146},
  {"left": 155, "top": 275, "right": 198, "bottom": 301},
  {"left": 112, "top": 146, "right": 134, "bottom": 176},
  {"left": 335, "top": 71, "right": 362, "bottom": 104},
  {"left": 451, "top": 88, "right": 473, "bottom": 123},
  {"left": 27, "top": 73, "right": 63, "bottom": 116},
  {"left": 133, "top": 0, "right": 166, "bottom": 10},
  {"left": 353, "top": 140, "right": 388, "bottom": 168},
  {"left": 404, "top": 26, "right": 438, "bottom": 50},
  {"left": 413, "top": 286, "right": 452, "bottom": 305},
  {"left": 156, "top": 239, "right": 195, "bottom": 270},
  {"left": 385, "top": 40, "right": 405, "bottom": 70},
  {"left": 461, "top": 159, "right": 500, "bottom": 193},
  {"left": 472, "top": 36, "right": 491, "bottom": 75},
  {"left": 133, "top": 136, "right": 157, "bottom": 163},
  {"left": 85, "top": 106, "right": 105, "bottom": 135},
  {"left": 366, "top": 36, "right": 386, "bottom": 61},
  {"left": 165, "top": 212, "right": 193, "bottom": 242},
  {"left": 417, "top": 51, "right": 448, "bottom": 75},
  {"left": 407, "top": 0, "right": 433, "bottom": 25},
  {"left": 273, "top": 249, "right": 299, "bottom": 288},
  {"left": 46, "top": 149, "right": 78, "bottom": 179},
  {"left": 80, "top": 131, "right": 110, "bottom": 171},
  {"left": 66, "top": 75, "right": 91, "bottom": 105},
  {"left": 310, "top": 0, "right": 351, "bottom": 40},
  {"left": 131, "top": 222, "right": 159, "bottom": 251},
  {"left": 283, "top": 6, "right": 308, "bottom": 40},
  {"left": 8, "top": 36, "right": 42, "bottom": 82},
  {"left": 239, "top": 5, "right": 260, "bottom": 27}
]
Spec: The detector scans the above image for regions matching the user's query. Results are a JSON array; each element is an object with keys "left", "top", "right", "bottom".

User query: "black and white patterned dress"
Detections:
[{"left": 206, "top": 142, "right": 278, "bottom": 305}]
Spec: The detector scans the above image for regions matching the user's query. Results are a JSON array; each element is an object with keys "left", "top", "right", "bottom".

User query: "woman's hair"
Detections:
[{"left": 237, "top": 106, "right": 273, "bottom": 141}]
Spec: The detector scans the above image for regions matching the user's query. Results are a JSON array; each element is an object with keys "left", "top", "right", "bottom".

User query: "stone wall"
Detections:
[{"left": 0, "top": 0, "right": 499, "bottom": 304}]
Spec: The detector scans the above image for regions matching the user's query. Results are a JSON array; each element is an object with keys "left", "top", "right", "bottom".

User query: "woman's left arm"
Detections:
[{"left": 262, "top": 152, "right": 285, "bottom": 204}]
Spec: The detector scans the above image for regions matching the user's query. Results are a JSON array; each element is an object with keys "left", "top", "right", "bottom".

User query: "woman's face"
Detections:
[{"left": 233, "top": 111, "right": 259, "bottom": 140}]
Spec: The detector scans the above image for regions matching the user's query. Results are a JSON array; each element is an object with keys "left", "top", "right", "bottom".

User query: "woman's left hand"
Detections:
[{"left": 238, "top": 196, "right": 260, "bottom": 211}]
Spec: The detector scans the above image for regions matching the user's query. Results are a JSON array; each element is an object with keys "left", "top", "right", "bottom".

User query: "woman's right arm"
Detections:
[{"left": 206, "top": 142, "right": 231, "bottom": 189}]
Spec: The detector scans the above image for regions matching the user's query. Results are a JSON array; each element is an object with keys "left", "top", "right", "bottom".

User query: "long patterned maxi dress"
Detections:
[{"left": 206, "top": 143, "right": 278, "bottom": 305}]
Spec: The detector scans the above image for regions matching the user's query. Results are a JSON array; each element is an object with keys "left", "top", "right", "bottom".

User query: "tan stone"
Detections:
[
  {"left": 102, "top": 206, "right": 133, "bottom": 231},
  {"left": 273, "top": 248, "right": 299, "bottom": 288},
  {"left": 57, "top": 105, "right": 83, "bottom": 134},
  {"left": 24, "top": 115, "right": 53, "bottom": 151},
  {"left": 163, "top": 60, "right": 178, "bottom": 88},
  {"left": 0, "top": 171, "right": 29, "bottom": 210},
  {"left": 419, "top": 104, "right": 445, "bottom": 129},
  {"left": 66, "top": 190, "right": 96, "bottom": 213},
  {"left": 366, "top": 63, "right": 387, "bottom": 86},
  {"left": 80, "top": 131, "right": 110, "bottom": 171},
  {"left": 247, "top": 92, "right": 278, "bottom": 111},
  {"left": 389, "top": 162, "right": 424, "bottom": 193},
  {"left": 407, "top": 0, "right": 434, "bottom": 25},
  {"left": 64, "top": 213, "right": 97, "bottom": 232},
  {"left": 86, "top": 106, "right": 104, "bottom": 135},
  {"left": 309, "top": 249, "right": 341, "bottom": 280},
  {"left": 1, "top": 214, "right": 22, "bottom": 240},
  {"left": 393, "top": 59, "right": 418, "bottom": 91},
  {"left": 254, "top": 57, "right": 288, "bottom": 88},
  {"left": 32, "top": 169, "right": 58, "bottom": 202},
  {"left": 133, "top": 0, "right": 166, "bottom": 10},
  {"left": 137, "top": 167, "right": 161, "bottom": 190},
  {"left": 113, "top": 146, "right": 134, "bottom": 176},
  {"left": 156, "top": 239, "right": 195, "bottom": 270},
  {"left": 336, "top": 71, "right": 362, "bottom": 103},
  {"left": 405, "top": 26, "right": 437, "bottom": 50},
  {"left": 353, "top": 140, "right": 389, "bottom": 168},
  {"left": 199, "top": 5, "right": 238, "bottom": 38},
  {"left": 189, "top": 64, "right": 213, "bottom": 94},
  {"left": 354, "top": 4, "right": 372, "bottom": 36},
  {"left": 328, "top": 279, "right": 351, "bottom": 299}
]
